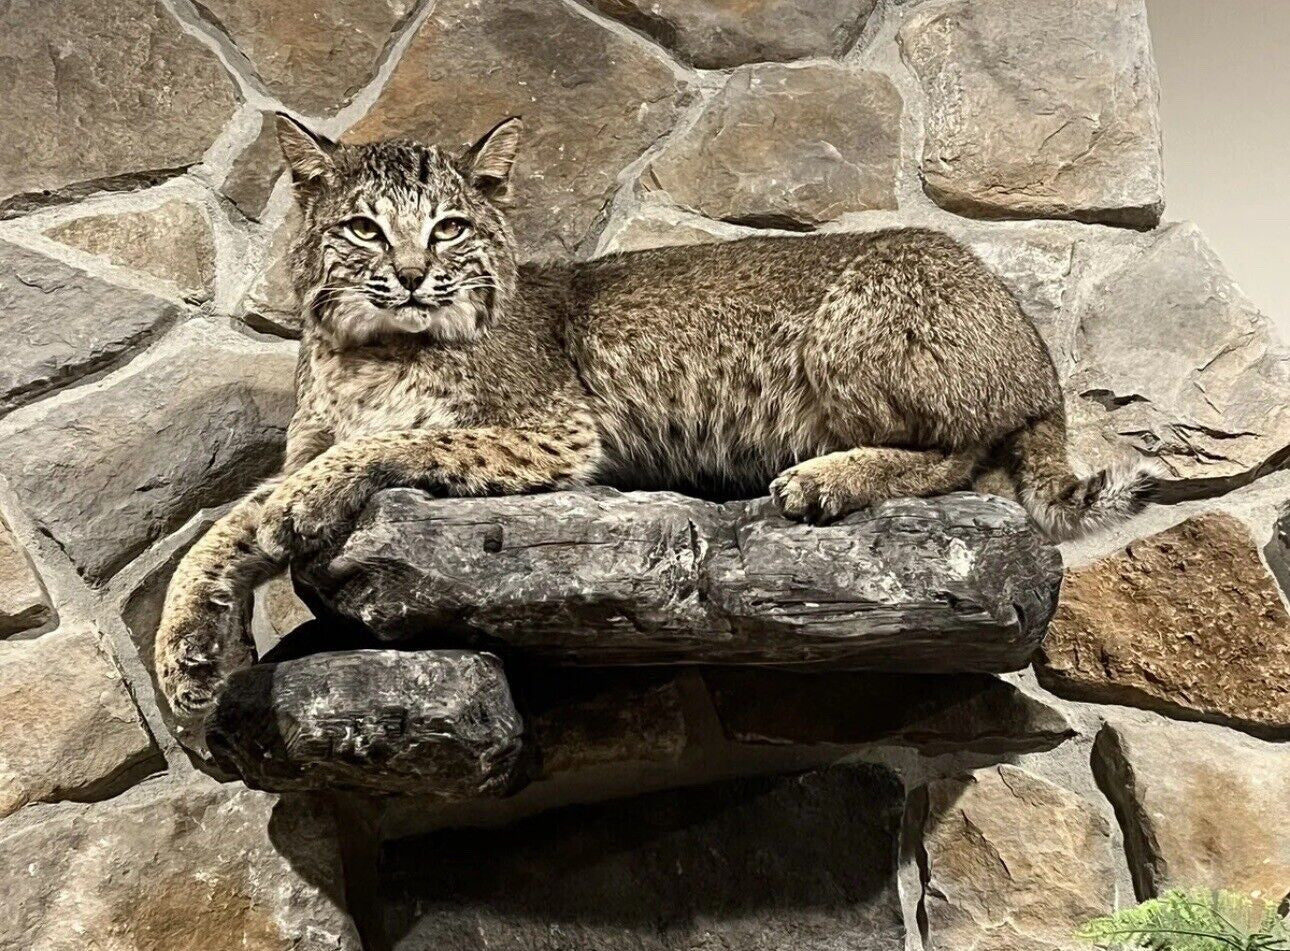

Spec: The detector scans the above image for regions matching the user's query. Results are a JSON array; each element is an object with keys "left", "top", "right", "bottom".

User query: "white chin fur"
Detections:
[{"left": 326, "top": 292, "right": 483, "bottom": 347}]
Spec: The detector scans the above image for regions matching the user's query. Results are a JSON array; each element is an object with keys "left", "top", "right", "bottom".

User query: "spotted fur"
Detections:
[{"left": 155, "top": 116, "right": 1157, "bottom": 725}]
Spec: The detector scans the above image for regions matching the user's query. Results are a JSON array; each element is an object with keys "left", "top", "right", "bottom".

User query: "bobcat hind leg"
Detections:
[{"left": 770, "top": 446, "right": 979, "bottom": 524}]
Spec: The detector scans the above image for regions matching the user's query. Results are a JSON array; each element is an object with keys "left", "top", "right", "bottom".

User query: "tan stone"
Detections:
[
  {"left": 1094, "top": 718, "right": 1290, "bottom": 902},
  {"left": 899, "top": 0, "right": 1162, "bottom": 226},
  {"left": 706, "top": 669, "right": 1072, "bottom": 754},
  {"left": 46, "top": 199, "right": 216, "bottom": 302},
  {"left": 0, "top": 628, "right": 161, "bottom": 818},
  {"left": 197, "top": 0, "right": 414, "bottom": 115},
  {"left": 222, "top": 113, "right": 286, "bottom": 221},
  {"left": 0, "top": 0, "right": 238, "bottom": 216},
  {"left": 0, "top": 782, "right": 361, "bottom": 950},
  {"left": 1038, "top": 513, "right": 1290, "bottom": 737},
  {"left": 588, "top": 0, "right": 877, "bottom": 68},
  {"left": 346, "top": 0, "right": 685, "bottom": 257},
  {"left": 914, "top": 765, "right": 1115, "bottom": 951},
  {"left": 596, "top": 207, "right": 741, "bottom": 256},
  {"left": 647, "top": 63, "right": 900, "bottom": 228},
  {"left": 0, "top": 516, "right": 54, "bottom": 636},
  {"left": 239, "top": 209, "right": 302, "bottom": 338}
]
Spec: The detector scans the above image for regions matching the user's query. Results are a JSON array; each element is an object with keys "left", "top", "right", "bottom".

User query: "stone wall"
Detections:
[{"left": 0, "top": 1, "right": 1287, "bottom": 949}]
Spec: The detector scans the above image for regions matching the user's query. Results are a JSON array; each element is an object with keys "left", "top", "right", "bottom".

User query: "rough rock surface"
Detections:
[
  {"left": 208, "top": 649, "right": 526, "bottom": 796},
  {"left": 899, "top": 0, "right": 1163, "bottom": 226},
  {"left": 1067, "top": 224, "right": 1290, "bottom": 497},
  {"left": 706, "top": 669, "right": 1072, "bottom": 754},
  {"left": 647, "top": 64, "right": 900, "bottom": 228},
  {"left": 1039, "top": 513, "right": 1290, "bottom": 737},
  {"left": 45, "top": 198, "right": 216, "bottom": 302},
  {"left": 1269, "top": 501, "right": 1290, "bottom": 600},
  {"left": 1094, "top": 718, "right": 1290, "bottom": 901},
  {"left": 588, "top": 0, "right": 877, "bottom": 69},
  {"left": 0, "top": 322, "right": 296, "bottom": 584},
  {"left": 912, "top": 765, "right": 1116, "bottom": 951},
  {"left": 0, "top": 240, "right": 181, "bottom": 414},
  {"left": 0, "top": 628, "right": 161, "bottom": 818},
  {"left": 0, "top": 516, "right": 54, "bottom": 636},
  {"left": 222, "top": 114, "right": 286, "bottom": 221},
  {"left": 0, "top": 781, "right": 361, "bottom": 950},
  {"left": 0, "top": 0, "right": 238, "bottom": 216},
  {"left": 252, "top": 574, "right": 316, "bottom": 651},
  {"left": 346, "top": 0, "right": 685, "bottom": 257},
  {"left": 198, "top": 0, "right": 413, "bottom": 116},
  {"left": 383, "top": 764, "right": 905, "bottom": 950},
  {"left": 595, "top": 205, "right": 749, "bottom": 256},
  {"left": 239, "top": 208, "right": 303, "bottom": 338},
  {"left": 310, "top": 488, "right": 1062, "bottom": 673}
]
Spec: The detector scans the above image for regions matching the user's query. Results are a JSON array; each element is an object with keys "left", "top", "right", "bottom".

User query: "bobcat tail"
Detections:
[{"left": 1005, "top": 411, "right": 1163, "bottom": 541}]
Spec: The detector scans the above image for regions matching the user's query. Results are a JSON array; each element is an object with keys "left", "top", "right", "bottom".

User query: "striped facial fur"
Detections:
[{"left": 278, "top": 115, "right": 522, "bottom": 347}]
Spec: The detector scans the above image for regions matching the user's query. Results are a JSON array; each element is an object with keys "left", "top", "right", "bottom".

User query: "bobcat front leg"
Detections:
[{"left": 257, "top": 425, "right": 602, "bottom": 560}]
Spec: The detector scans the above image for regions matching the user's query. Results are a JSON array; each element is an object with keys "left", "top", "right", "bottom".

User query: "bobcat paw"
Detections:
[
  {"left": 155, "top": 597, "right": 251, "bottom": 724},
  {"left": 256, "top": 468, "right": 369, "bottom": 560},
  {"left": 770, "top": 459, "right": 861, "bottom": 524}
]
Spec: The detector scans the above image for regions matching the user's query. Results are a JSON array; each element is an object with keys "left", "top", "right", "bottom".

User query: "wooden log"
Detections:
[
  {"left": 206, "top": 648, "right": 527, "bottom": 796},
  {"left": 303, "top": 488, "right": 1062, "bottom": 674}
]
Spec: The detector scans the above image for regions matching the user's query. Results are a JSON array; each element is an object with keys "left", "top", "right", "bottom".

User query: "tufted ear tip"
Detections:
[
  {"left": 461, "top": 117, "right": 524, "bottom": 202},
  {"left": 274, "top": 113, "right": 337, "bottom": 186}
]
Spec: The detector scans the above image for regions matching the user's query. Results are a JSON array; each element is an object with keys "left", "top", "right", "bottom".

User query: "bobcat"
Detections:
[{"left": 155, "top": 115, "right": 1158, "bottom": 722}]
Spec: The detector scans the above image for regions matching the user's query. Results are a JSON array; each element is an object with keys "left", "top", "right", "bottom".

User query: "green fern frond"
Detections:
[{"left": 1076, "top": 889, "right": 1290, "bottom": 951}]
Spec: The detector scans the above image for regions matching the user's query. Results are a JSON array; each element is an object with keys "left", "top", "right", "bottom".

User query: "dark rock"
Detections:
[
  {"left": 705, "top": 669, "right": 1073, "bottom": 754},
  {"left": 309, "top": 488, "right": 1061, "bottom": 673},
  {"left": 345, "top": 0, "right": 686, "bottom": 257},
  {"left": 0, "top": 782, "right": 361, "bottom": 949},
  {"left": 197, "top": 0, "right": 415, "bottom": 116},
  {"left": 588, "top": 0, "right": 877, "bottom": 69},
  {"left": 0, "top": 515, "right": 54, "bottom": 636},
  {"left": 646, "top": 63, "right": 900, "bottom": 227},
  {"left": 0, "top": 321, "right": 296, "bottom": 584},
  {"left": 0, "top": 240, "right": 181, "bottom": 415},
  {"left": 0, "top": 0, "right": 238, "bottom": 216},
  {"left": 45, "top": 198, "right": 216, "bottom": 303},
  {"left": 1093, "top": 718, "right": 1290, "bottom": 901},
  {"left": 207, "top": 649, "right": 526, "bottom": 796},
  {"left": 382, "top": 763, "right": 905, "bottom": 950},
  {"left": 1038, "top": 513, "right": 1290, "bottom": 738},
  {"left": 899, "top": 0, "right": 1163, "bottom": 226}
]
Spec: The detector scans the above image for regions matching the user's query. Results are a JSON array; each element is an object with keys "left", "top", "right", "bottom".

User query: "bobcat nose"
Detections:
[{"left": 395, "top": 266, "right": 425, "bottom": 291}]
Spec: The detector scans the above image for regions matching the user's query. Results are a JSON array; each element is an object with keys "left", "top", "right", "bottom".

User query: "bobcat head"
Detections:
[{"left": 276, "top": 114, "right": 522, "bottom": 347}]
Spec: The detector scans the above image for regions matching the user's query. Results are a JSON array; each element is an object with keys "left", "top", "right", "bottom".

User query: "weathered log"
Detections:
[
  {"left": 206, "top": 648, "right": 527, "bottom": 796},
  {"left": 304, "top": 488, "right": 1062, "bottom": 673}
]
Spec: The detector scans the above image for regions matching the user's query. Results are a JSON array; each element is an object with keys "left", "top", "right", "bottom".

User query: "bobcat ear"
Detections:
[
  {"left": 461, "top": 117, "right": 522, "bottom": 202},
  {"left": 275, "top": 113, "right": 337, "bottom": 187}
]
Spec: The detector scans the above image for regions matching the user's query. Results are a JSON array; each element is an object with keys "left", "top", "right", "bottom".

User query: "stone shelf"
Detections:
[{"left": 303, "top": 488, "right": 1062, "bottom": 674}]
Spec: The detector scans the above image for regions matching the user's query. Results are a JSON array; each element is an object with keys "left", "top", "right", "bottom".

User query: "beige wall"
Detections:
[{"left": 1147, "top": 0, "right": 1290, "bottom": 339}]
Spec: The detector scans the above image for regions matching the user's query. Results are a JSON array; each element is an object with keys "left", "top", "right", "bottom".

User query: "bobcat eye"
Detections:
[
  {"left": 431, "top": 217, "right": 471, "bottom": 243},
  {"left": 344, "top": 216, "right": 384, "bottom": 243}
]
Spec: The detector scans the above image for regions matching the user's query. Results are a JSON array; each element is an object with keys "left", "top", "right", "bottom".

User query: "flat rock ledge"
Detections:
[{"left": 305, "top": 488, "right": 1062, "bottom": 674}]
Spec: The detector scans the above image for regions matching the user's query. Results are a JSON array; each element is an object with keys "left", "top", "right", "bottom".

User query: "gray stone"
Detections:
[
  {"left": 0, "top": 0, "right": 238, "bottom": 216},
  {"left": 45, "top": 198, "right": 216, "bottom": 303},
  {"left": 197, "top": 0, "right": 414, "bottom": 116},
  {"left": 239, "top": 210, "right": 302, "bottom": 338},
  {"left": 346, "top": 0, "right": 686, "bottom": 257},
  {"left": 0, "top": 240, "right": 181, "bottom": 415},
  {"left": 252, "top": 573, "right": 315, "bottom": 652},
  {"left": 706, "top": 669, "right": 1073, "bottom": 754},
  {"left": 646, "top": 64, "right": 900, "bottom": 228},
  {"left": 308, "top": 488, "right": 1061, "bottom": 673},
  {"left": 1093, "top": 718, "right": 1290, "bottom": 902},
  {"left": 0, "top": 781, "right": 361, "bottom": 950},
  {"left": 1039, "top": 513, "right": 1290, "bottom": 738},
  {"left": 1067, "top": 223, "right": 1290, "bottom": 499},
  {"left": 588, "top": 0, "right": 877, "bottom": 69},
  {"left": 0, "top": 516, "right": 54, "bottom": 636},
  {"left": 0, "top": 627, "right": 161, "bottom": 818},
  {"left": 899, "top": 0, "right": 1163, "bottom": 226},
  {"left": 222, "top": 114, "right": 286, "bottom": 222},
  {"left": 596, "top": 205, "right": 747, "bottom": 256},
  {"left": 383, "top": 764, "right": 905, "bottom": 950},
  {"left": 911, "top": 765, "right": 1116, "bottom": 951},
  {"left": 0, "top": 322, "right": 296, "bottom": 584},
  {"left": 207, "top": 649, "right": 527, "bottom": 796},
  {"left": 1268, "top": 501, "right": 1290, "bottom": 602}
]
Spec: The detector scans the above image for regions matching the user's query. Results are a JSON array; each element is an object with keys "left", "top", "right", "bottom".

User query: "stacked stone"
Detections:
[{"left": 0, "top": 0, "right": 1287, "bottom": 949}]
